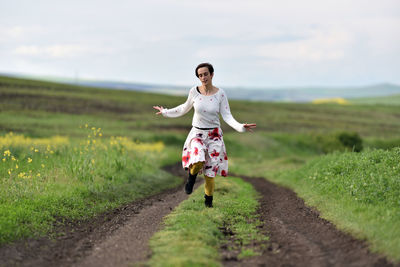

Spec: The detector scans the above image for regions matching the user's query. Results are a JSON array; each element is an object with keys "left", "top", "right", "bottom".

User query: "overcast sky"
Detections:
[{"left": 1, "top": 0, "right": 399, "bottom": 87}]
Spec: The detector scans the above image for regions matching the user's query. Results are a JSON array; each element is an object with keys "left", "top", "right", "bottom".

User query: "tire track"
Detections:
[
  {"left": 0, "top": 164, "right": 197, "bottom": 267},
  {"left": 224, "top": 175, "right": 398, "bottom": 267}
]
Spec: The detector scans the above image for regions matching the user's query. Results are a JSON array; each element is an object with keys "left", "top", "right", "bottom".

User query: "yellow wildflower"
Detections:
[
  {"left": 91, "top": 127, "right": 96, "bottom": 130},
  {"left": 18, "top": 172, "right": 26, "bottom": 178},
  {"left": 34, "top": 148, "right": 39, "bottom": 152},
  {"left": 15, "top": 164, "right": 18, "bottom": 169},
  {"left": 91, "top": 159, "right": 95, "bottom": 164},
  {"left": 8, "top": 169, "right": 12, "bottom": 175},
  {"left": 28, "top": 158, "right": 32, "bottom": 163},
  {"left": 37, "top": 173, "right": 41, "bottom": 177},
  {"left": 99, "top": 133, "right": 102, "bottom": 137},
  {"left": 41, "top": 164, "right": 45, "bottom": 168},
  {"left": 312, "top": 97, "right": 350, "bottom": 105},
  {"left": 3, "top": 150, "right": 11, "bottom": 157},
  {"left": 85, "top": 123, "right": 88, "bottom": 128},
  {"left": 11, "top": 156, "right": 16, "bottom": 161},
  {"left": 2, "top": 158, "right": 5, "bottom": 162}
]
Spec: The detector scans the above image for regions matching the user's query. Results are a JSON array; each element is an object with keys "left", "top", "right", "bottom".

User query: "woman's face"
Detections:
[{"left": 197, "top": 67, "right": 213, "bottom": 86}]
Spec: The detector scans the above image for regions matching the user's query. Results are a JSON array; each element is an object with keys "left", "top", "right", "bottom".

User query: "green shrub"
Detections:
[
  {"left": 310, "top": 132, "right": 363, "bottom": 154},
  {"left": 337, "top": 132, "right": 363, "bottom": 152}
]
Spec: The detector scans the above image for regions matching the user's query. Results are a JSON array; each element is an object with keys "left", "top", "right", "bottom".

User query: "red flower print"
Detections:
[
  {"left": 221, "top": 170, "right": 227, "bottom": 177},
  {"left": 182, "top": 151, "right": 191, "bottom": 165},
  {"left": 208, "top": 128, "right": 221, "bottom": 139},
  {"left": 194, "top": 147, "right": 199, "bottom": 156},
  {"left": 224, "top": 152, "right": 228, "bottom": 160},
  {"left": 210, "top": 149, "right": 220, "bottom": 158}
]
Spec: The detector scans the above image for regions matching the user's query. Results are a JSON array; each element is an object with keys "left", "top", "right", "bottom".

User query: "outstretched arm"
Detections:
[
  {"left": 153, "top": 88, "right": 195, "bottom": 118},
  {"left": 220, "top": 91, "right": 256, "bottom": 132}
]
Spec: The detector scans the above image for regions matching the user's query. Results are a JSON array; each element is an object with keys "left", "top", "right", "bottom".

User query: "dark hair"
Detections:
[{"left": 195, "top": 63, "right": 214, "bottom": 77}]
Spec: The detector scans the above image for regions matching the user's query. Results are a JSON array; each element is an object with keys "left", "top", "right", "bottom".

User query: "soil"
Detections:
[
  {"left": 0, "top": 164, "right": 195, "bottom": 267},
  {"left": 223, "top": 175, "right": 399, "bottom": 267},
  {"left": 0, "top": 163, "right": 398, "bottom": 267}
]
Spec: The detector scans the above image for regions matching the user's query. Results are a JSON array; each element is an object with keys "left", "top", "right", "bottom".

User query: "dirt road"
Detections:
[
  {"left": 0, "top": 164, "right": 191, "bottom": 267},
  {"left": 0, "top": 163, "right": 397, "bottom": 266},
  {"left": 223, "top": 175, "right": 397, "bottom": 267}
]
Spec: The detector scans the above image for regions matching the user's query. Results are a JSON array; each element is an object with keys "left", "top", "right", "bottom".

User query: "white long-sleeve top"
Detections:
[{"left": 161, "top": 86, "right": 245, "bottom": 132}]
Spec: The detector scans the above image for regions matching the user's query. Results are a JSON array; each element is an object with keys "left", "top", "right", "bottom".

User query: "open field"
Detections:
[{"left": 1, "top": 75, "right": 400, "bottom": 265}]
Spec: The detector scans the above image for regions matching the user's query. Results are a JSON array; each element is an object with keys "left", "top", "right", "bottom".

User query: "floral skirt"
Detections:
[{"left": 182, "top": 127, "right": 228, "bottom": 178}]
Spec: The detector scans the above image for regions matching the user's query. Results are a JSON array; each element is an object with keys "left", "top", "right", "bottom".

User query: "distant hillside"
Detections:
[
  {"left": 224, "top": 83, "right": 400, "bottom": 102},
  {"left": 2, "top": 72, "right": 400, "bottom": 102},
  {"left": 351, "top": 94, "right": 400, "bottom": 105}
]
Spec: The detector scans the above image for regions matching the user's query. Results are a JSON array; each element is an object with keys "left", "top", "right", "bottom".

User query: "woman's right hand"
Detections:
[{"left": 153, "top": 106, "right": 164, "bottom": 115}]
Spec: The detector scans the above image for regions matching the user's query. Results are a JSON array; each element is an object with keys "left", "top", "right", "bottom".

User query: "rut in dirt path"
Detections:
[
  {"left": 0, "top": 164, "right": 197, "bottom": 267},
  {"left": 224, "top": 175, "right": 398, "bottom": 267},
  {"left": 74, "top": 164, "right": 195, "bottom": 267}
]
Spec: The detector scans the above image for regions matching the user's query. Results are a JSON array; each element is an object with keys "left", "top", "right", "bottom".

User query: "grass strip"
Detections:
[
  {"left": 269, "top": 147, "right": 400, "bottom": 262},
  {"left": 147, "top": 176, "right": 268, "bottom": 267}
]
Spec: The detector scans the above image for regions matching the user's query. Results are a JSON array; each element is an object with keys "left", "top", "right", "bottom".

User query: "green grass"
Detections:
[
  {"left": 147, "top": 177, "right": 267, "bottom": 267},
  {"left": 266, "top": 148, "right": 400, "bottom": 261},
  {"left": 0, "top": 130, "right": 181, "bottom": 244}
]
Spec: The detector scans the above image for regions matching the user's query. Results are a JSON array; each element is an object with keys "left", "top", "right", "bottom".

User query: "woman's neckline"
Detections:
[{"left": 196, "top": 86, "right": 219, "bottom": 96}]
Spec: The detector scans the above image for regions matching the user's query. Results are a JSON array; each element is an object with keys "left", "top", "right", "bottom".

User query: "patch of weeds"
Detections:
[{"left": 148, "top": 176, "right": 268, "bottom": 266}]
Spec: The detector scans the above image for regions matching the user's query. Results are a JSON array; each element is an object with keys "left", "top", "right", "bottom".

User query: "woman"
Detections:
[{"left": 153, "top": 63, "right": 256, "bottom": 208}]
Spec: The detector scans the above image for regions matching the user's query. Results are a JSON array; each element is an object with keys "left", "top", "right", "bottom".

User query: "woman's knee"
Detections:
[{"left": 190, "top": 161, "right": 204, "bottom": 175}]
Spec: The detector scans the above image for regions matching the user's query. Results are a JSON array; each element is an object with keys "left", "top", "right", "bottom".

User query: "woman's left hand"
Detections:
[{"left": 244, "top": 123, "right": 257, "bottom": 132}]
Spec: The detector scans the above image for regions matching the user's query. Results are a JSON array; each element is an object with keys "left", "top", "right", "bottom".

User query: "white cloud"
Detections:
[
  {"left": 255, "top": 29, "right": 352, "bottom": 62},
  {"left": 13, "top": 45, "right": 87, "bottom": 58},
  {"left": 1, "top": 0, "right": 399, "bottom": 86},
  {"left": 193, "top": 28, "right": 353, "bottom": 63},
  {"left": 0, "top": 25, "right": 45, "bottom": 42},
  {"left": 13, "top": 44, "right": 114, "bottom": 58}
]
